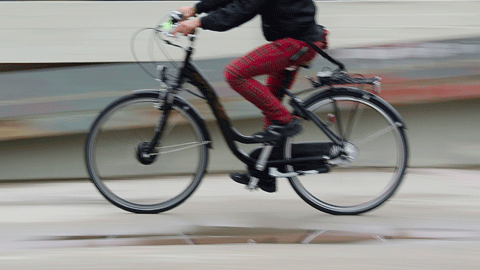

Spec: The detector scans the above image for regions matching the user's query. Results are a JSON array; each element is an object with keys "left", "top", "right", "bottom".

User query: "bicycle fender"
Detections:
[
  {"left": 132, "top": 89, "right": 213, "bottom": 148},
  {"left": 303, "top": 87, "right": 407, "bottom": 129}
]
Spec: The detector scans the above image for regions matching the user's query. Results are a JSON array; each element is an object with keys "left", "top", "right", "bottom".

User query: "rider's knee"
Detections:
[{"left": 224, "top": 65, "right": 241, "bottom": 85}]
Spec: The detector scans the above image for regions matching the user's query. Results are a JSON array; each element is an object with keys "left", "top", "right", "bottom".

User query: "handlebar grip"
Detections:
[{"left": 170, "top": 11, "right": 184, "bottom": 24}]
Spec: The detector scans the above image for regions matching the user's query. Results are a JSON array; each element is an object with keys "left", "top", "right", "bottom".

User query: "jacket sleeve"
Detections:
[
  {"left": 199, "top": 0, "right": 269, "bottom": 32},
  {"left": 195, "top": 0, "right": 232, "bottom": 14}
]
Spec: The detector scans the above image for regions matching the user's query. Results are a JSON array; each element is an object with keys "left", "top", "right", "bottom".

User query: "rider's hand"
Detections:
[
  {"left": 172, "top": 19, "right": 201, "bottom": 36},
  {"left": 177, "top": 6, "right": 196, "bottom": 19}
]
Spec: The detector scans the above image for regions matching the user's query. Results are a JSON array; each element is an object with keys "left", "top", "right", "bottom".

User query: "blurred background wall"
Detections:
[{"left": 0, "top": 1, "right": 479, "bottom": 180}]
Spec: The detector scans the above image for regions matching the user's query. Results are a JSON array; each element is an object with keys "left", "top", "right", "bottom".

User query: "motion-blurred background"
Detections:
[{"left": 0, "top": 0, "right": 479, "bottom": 180}]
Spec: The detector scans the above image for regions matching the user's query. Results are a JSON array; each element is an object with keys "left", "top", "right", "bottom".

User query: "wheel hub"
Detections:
[
  {"left": 342, "top": 142, "right": 358, "bottom": 161},
  {"left": 329, "top": 142, "right": 358, "bottom": 166},
  {"left": 136, "top": 142, "right": 158, "bottom": 165}
]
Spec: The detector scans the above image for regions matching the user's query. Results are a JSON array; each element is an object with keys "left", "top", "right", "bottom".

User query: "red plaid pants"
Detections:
[{"left": 224, "top": 37, "right": 327, "bottom": 126}]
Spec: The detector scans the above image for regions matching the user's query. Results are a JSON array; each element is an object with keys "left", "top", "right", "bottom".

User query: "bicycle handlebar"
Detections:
[{"left": 156, "top": 11, "right": 196, "bottom": 44}]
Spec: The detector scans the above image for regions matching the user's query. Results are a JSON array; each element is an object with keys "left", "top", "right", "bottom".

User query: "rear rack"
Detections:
[{"left": 308, "top": 70, "right": 382, "bottom": 93}]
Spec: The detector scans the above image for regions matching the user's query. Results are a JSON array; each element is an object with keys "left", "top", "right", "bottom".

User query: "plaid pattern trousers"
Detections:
[{"left": 224, "top": 36, "right": 327, "bottom": 126}]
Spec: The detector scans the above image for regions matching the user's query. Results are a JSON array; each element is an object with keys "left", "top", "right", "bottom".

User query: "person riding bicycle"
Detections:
[{"left": 173, "top": 0, "right": 328, "bottom": 193}]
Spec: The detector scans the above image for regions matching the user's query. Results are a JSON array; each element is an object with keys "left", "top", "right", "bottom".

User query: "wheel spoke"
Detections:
[
  {"left": 161, "top": 110, "right": 182, "bottom": 140},
  {"left": 332, "top": 99, "right": 344, "bottom": 140},
  {"left": 134, "top": 130, "right": 147, "bottom": 142},
  {"left": 352, "top": 125, "right": 396, "bottom": 147},
  {"left": 156, "top": 141, "right": 211, "bottom": 155},
  {"left": 344, "top": 102, "right": 364, "bottom": 141}
]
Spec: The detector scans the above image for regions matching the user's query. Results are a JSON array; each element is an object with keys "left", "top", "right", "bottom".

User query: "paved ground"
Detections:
[{"left": 0, "top": 168, "right": 479, "bottom": 269}]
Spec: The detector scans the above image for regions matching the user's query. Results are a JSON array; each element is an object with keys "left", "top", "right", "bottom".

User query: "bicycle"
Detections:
[{"left": 85, "top": 12, "right": 408, "bottom": 215}]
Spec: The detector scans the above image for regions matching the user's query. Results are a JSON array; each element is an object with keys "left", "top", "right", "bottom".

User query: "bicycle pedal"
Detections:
[{"left": 246, "top": 177, "right": 259, "bottom": 191}]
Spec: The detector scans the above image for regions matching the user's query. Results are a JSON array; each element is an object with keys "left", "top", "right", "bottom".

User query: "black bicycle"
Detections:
[{"left": 85, "top": 12, "right": 408, "bottom": 215}]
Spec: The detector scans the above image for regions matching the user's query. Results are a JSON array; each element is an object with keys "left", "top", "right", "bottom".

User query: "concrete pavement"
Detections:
[{"left": 0, "top": 168, "right": 480, "bottom": 269}]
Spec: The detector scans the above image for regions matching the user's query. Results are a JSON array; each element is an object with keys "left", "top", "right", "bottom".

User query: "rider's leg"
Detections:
[
  {"left": 224, "top": 38, "right": 325, "bottom": 129},
  {"left": 224, "top": 38, "right": 315, "bottom": 125},
  {"left": 225, "top": 38, "right": 326, "bottom": 191},
  {"left": 263, "top": 69, "right": 299, "bottom": 127},
  {"left": 263, "top": 38, "right": 327, "bottom": 128}
]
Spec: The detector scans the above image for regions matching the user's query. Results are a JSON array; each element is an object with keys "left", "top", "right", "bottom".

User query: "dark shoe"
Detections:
[
  {"left": 230, "top": 172, "right": 276, "bottom": 193},
  {"left": 252, "top": 118, "right": 302, "bottom": 143}
]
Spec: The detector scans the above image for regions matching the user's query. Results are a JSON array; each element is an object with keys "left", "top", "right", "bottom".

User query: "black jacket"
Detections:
[{"left": 195, "top": 0, "right": 322, "bottom": 42}]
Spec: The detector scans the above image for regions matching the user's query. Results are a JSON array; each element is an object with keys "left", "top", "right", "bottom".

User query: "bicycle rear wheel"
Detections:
[
  {"left": 287, "top": 88, "right": 408, "bottom": 215},
  {"left": 85, "top": 92, "right": 209, "bottom": 214}
]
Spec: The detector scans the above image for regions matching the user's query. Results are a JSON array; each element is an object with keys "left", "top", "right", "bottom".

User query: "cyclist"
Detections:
[{"left": 173, "top": 0, "right": 328, "bottom": 192}]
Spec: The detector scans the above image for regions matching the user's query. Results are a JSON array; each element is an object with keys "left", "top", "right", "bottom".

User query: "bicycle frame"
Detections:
[
  {"left": 85, "top": 20, "right": 408, "bottom": 215},
  {"left": 155, "top": 37, "right": 341, "bottom": 169}
]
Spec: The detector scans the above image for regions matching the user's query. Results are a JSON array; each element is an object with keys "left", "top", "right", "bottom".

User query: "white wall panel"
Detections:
[{"left": 0, "top": 1, "right": 479, "bottom": 63}]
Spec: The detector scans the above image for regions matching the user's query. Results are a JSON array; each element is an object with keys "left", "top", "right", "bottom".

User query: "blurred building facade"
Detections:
[{"left": 0, "top": 1, "right": 479, "bottom": 180}]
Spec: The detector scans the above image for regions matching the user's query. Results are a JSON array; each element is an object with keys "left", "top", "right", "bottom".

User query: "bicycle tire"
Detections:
[
  {"left": 286, "top": 87, "right": 408, "bottom": 215},
  {"left": 85, "top": 92, "right": 209, "bottom": 214}
]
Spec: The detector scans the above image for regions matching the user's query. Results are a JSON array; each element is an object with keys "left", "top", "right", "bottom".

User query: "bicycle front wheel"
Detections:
[
  {"left": 85, "top": 92, "right": 209, "bottom": 214},
  {"left": 287, "top": 88, "right": 408, "bottom": 215}
]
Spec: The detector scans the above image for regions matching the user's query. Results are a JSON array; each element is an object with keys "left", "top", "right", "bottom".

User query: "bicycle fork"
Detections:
[{"left": 135, "top": 90, "right": 174, "bottom": 164}]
